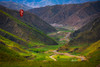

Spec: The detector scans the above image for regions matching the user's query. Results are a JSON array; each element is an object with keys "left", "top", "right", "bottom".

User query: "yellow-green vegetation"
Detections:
[
  {"left": 53, "top": 54, "right": 73, "bottom": 61},
  {"left": 0, "top": 34, "right": 52, "bottom": 61},
  {"left": 81, "top": 41, "right": 100, "bottom": 66},
  {"left": 0, "top": 24, "right": 62, "bottom": 62},
  {"left": 0, "top": 35, "right": 27, "bottom": 53},
  {"left": 0, "top": 5, "right": 100, "bottom": 67},
  {"left": 34, "top": 53, "right": 53, "bottom": 61},
  {"left": 69, "top": 43, "right": 90, "bottom": 55},
  {"left": 0, "top": 28, "right": 27, "bottom": 43},
  {"left": 0, "top": 41, "right": 25, "bottom": 62},
  {"left": 48, "top": 28, "right": 73, "bottom": 45},
  {"left": 0, "top": 60, "right": 99, "bottom": 67},
  {"left": 0, "top": 28, "right": 31, "bottom": 47},
  {"left": 0, "top": 31, "right": 63, "bottom": 62},
  {"left": 82, "top": 40, "right": 100, "bottom": 56},
  {"left": 29, "top": 44, "right": 64, "bottom": 53},
  {"left": 0, "top": 9, "right": 58, "bottom": 46},
  {"left": 26, "top": 44, "right": 65, "bottom": 61},
  {"left": 0, "top": 28, "right": 100, "bottom": 67},
  {"left": 59, "top": 43, "right": 89, "bottom": 55},
  {"left": 0, "top": 35, "right": 33, "bottom": 58}
]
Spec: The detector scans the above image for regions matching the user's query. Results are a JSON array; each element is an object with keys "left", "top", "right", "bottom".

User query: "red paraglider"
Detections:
[{"left": 19, "top": 9, "right": 24, "bottom": 17}]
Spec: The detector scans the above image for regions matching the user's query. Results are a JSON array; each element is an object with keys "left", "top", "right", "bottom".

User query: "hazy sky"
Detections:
[{"left": 0, "top": 0, "right": 99, "bottom": 8}]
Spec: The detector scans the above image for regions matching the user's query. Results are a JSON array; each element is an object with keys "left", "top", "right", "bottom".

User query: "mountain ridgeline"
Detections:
[
  {"left": 0, "top": 1, "right": 32, "bottom": 10},
  {"left": 0, "top": 5, "right": 58, "bottom": 46},
  {"left": 0, "top": 5, "right": 57, "bottom": 34},
  {"left": 29, "top": 1, "right": 100, "bottom": 29}
]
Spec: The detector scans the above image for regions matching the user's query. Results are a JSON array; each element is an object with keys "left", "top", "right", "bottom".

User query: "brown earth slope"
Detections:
[{"left": 28, "top": 1, "right": 100, "bottom": 29}]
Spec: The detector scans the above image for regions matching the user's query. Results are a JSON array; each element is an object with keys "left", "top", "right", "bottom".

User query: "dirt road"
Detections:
[
  {"left": 50, "top": 54, "right": 57, "bottom": 61},
  {"left": 49, "top": 50, "right": 86, "bottom": 61}
]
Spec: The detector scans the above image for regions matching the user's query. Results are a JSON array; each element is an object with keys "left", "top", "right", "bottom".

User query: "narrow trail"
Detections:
[
  {"left": 65, "top": 32, "right": 71, "bottom": 42},
  {"left": 49, "top": 50, "right": 86, "bottom": 61},
  {"left": 50, "top": 55, "right": 57, "bottom": 61}
]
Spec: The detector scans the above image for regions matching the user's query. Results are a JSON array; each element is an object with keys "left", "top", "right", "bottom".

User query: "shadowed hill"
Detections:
[
  {"left": 58, "top": 17, "right": 100, "bottom": 55},
  {"left": 69, "top": 17, "right": 100, "bottom": 45},
  {"left": 0, "top": 5, "right": 57, "bottom": 34},
  {"left": 0, "top": 40, "right": 25, "bottom": 62},
  {"left": 0, "top": 9, "right": 58, "bottom": 45}
]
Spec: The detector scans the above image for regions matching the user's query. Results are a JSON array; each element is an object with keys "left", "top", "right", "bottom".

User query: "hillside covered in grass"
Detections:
[
  {"left": 0, "top": 1, "right": 100, "bottom": 67},
  {"left": 0, "top": 5, "right": 59, "bottom": 62},
  {"left": 58, "top": 17, "right": 100, "bottom": 51},
  {"left": 69, "top": 17, "right": 100, "bottom": 45},
  {"left": 57, "top": 16, "right": 100, "bottom": 67},
  {"left": 0, "top": 9, "right": 58, "bottom": 46},
  {"left": 0, "top": 5, "right": 57, "bottom": 34},
  {"left": 0, "top": 40, "right": 25, "bottom": 62}
]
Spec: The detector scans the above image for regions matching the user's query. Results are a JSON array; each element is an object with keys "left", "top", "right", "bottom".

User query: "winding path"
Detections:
[
  {"left": 50, "top": 55, "right": 57, "bottom": 61},
  {"left": 65, "top": 32, "right": 71, "bottom": 42},
  {"left": 49, "top": 50, "right": 86, "bottom": 61}
]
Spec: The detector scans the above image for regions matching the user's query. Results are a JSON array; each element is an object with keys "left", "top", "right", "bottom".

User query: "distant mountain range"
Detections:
[
  {"left": 65, "top": 0, "right": 100, "bottom": 4},
  {"left": 28, "top": 1, "right": 100, "bottom": 29},
  {"left": 0, "top": 1, "right": 100, "bottom": 30},
  {"left": 0, "top": 1, "right": 32, "bottom": 10}
]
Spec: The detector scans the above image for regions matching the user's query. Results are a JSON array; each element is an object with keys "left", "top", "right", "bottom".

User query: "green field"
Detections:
[
  {"left": 0, "top": 29, "right": 100, "bottom": 67},
  {"left": 0, "top": 60, "right": 99, "bottom": 67},
  {"left": 0, "top": 13, "right": 100, "bottom": 67}
]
